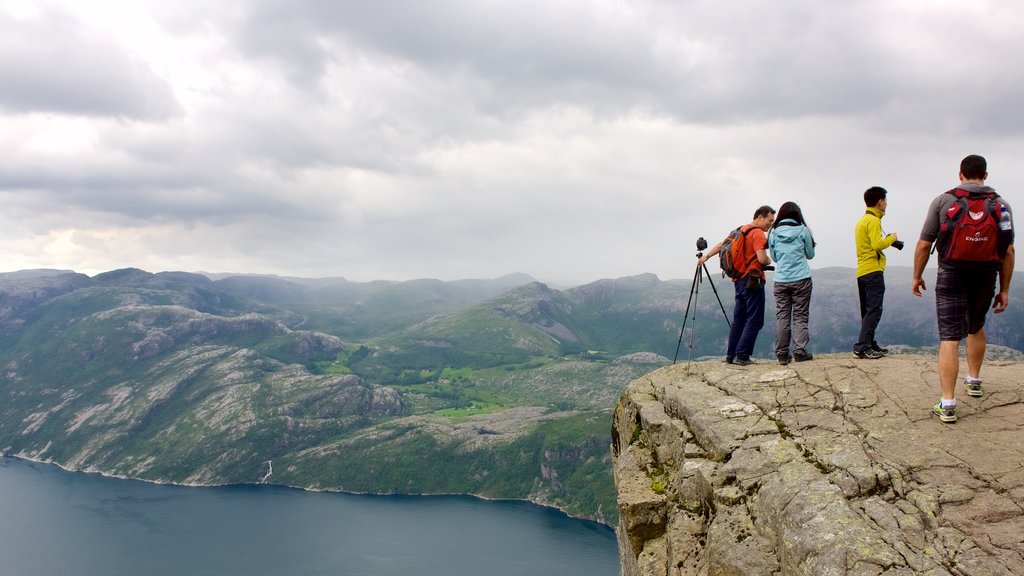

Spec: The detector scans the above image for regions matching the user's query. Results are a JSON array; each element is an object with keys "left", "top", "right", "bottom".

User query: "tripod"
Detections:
[{"left": 672, "top": 251, "right": 732, "bottom": 365}]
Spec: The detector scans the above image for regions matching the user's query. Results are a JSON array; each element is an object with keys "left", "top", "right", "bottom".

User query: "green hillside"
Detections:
[{"left": 1, "top": 266, "right": 1021, "bottom": 525}]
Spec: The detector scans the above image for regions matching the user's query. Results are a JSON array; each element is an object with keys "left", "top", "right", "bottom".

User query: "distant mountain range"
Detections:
[{"left": 1, "top": 266, "right": 1020, "bottom": 524}]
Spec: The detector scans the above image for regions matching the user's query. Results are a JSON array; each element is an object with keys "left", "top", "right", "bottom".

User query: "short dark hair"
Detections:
[
  {"left": 960, "top": 155, "right": 987, "bottom": 180},
  {"left": 753, "top": 205, "right": 775, "bottom": 219},
  {"left": 864, "top": 186, "right": 887, "bottom": 207}
]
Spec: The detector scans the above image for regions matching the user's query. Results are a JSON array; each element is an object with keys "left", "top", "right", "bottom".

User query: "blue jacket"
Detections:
[{"left": 768, "top": 219, "right": 815, "bottom": 283}]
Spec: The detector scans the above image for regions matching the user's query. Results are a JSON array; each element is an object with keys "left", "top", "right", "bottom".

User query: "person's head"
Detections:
[
  {"left": 959, "top": 154, "right": 988, "bottom": 182},
  {"left": 752, "top": 205, "right": 776, "bottom": 230},
  {"left": 864, "top": 186, "right": 887, "bottom": 210},
  {"left": 772, "top": 201, "right": 805, "bottom": 228}
]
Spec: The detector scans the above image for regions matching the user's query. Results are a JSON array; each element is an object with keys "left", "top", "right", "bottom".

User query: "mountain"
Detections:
[{"left": 1, "top": 267, "right": 1021, "bottom": 525}]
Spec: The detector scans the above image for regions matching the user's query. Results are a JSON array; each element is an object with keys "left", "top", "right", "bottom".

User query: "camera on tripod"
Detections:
[{"left": 674, "top": 236, "right": 733, "bottom": 365}]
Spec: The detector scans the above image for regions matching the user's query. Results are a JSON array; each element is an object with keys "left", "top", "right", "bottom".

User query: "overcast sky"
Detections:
[{"left": 2, "top": 1, "right": 1022, "bottom": 286}]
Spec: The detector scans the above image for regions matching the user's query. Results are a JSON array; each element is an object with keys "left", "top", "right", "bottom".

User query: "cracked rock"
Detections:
[{"left": 612, "top": 354, "right": 1024, "bottom": 575}]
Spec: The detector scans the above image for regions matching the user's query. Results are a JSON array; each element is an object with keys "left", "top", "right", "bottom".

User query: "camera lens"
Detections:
[{"left": 892, "top": 240, "right": 904, "bottom": 250}]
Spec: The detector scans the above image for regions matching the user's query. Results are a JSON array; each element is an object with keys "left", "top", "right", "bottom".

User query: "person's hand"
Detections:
[
  {"left": 697, "top": 255, "right": 707, "bottom": 265},
  {"left": 911, "top": 278, "right": 926, "bottom": 297},
  {"left": 890, "top": 233, "right": 898, "bottom": 241},
  {"left": 993, "top": 292, "right": 1009, "bottom": 313}
]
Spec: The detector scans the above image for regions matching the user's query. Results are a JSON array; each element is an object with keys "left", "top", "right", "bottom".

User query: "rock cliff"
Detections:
[{"left": 611, "top": 354, "right": 1024, "bottom": 575}]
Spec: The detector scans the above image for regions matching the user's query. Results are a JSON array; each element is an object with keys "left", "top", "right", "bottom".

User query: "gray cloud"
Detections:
[
  {"left": 0, "top": 10, "right": 181, "bottom": 120},
  {"left": 2, "top": 1, "right": 1024, "bottom": 284},
  {"left": 217, "top": 0, "right": 1024, "bottom": 133}
]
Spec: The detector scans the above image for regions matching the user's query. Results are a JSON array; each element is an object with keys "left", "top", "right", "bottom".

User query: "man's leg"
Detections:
[
  {"left": 855, "top": 272, "right": 884, "bottom": 353},
  {"left": 858, "top": 276, "right": 868, "bottom": 319},
  {"left": 963, "top": 271, "right": 997, "bottom": 382},
  {"left": 934, "top": 269, "right": 969, "bottom": 420},
  {"left": 966, "top": 329, "right": 986, "bottom": 380},
  {"left": 735, "top": 282, "right": 765, "bottom": 360},
  {"left": 726, "top": 282, "right": 749, "bottom": 361},
  {"left": 938, "top": 340, "right": 960, "bottom": 400}
]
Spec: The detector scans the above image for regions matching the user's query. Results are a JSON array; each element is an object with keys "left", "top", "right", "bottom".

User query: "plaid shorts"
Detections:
[{"left": 935, "top": 269, "right": 998, "bottom": 341}]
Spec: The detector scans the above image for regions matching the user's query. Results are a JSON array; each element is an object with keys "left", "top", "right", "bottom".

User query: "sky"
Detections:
[{"left": 2, "top": 0, "right": 1023, "bottom": 286}]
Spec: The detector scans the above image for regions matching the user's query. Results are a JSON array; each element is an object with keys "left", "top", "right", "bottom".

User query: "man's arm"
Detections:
[
  {"left": 911, "top": 239, "right": 932, "bottom": 296},
  {"left": 869, "top": 218, "right": 896, "bottom": 251},
  {"left": 697, "top": 241, "right": 724, "bottom": 265},
  {"left": 993, "top": 244, "right": 1015, "bottom": 313},
  {"left": 752, "top": 229, "right": 770, "bottom": 266}
]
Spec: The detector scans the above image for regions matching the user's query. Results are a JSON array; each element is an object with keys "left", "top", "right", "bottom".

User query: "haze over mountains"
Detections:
[{"left": 1, "top": 266, "right": 1021, "bottom": 524}]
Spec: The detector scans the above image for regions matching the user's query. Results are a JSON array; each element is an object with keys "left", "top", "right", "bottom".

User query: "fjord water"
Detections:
[{"left": 0, "top": 457, "right": 618, "bottom": 576}]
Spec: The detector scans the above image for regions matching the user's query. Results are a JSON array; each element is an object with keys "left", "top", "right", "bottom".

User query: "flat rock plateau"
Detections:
[{"left": 612, "top": 353, "right": 1024, "bottom": 576}]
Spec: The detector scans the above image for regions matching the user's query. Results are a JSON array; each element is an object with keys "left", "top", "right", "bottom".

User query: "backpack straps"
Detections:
[
  {"left": 738, "top": 225, "right": 759, "bottom": 272},
  {"left": 949, "top": 187, "right": 998, "bottom": 202}
]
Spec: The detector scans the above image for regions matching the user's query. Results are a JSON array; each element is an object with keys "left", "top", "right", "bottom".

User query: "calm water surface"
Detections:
[{"left": 0, "top": 457, "right": 618, "bottom": 576}]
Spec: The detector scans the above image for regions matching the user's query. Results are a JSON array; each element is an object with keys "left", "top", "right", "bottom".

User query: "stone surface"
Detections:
[{"left": 611, "top": 354, "right": 1024, "bottom": 576}]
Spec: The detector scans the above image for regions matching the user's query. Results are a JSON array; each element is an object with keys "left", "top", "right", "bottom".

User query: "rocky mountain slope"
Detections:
[
  {"left": 0, "top": 269, "right": 661, "bottom": 522},
  {"left": 1, "top": 266, "right": 1021, "bottom": 526}
]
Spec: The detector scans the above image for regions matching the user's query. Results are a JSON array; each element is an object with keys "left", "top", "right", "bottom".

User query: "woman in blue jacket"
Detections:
[{"left": 768, "top": 201, "right": 816, "bottom": 365}]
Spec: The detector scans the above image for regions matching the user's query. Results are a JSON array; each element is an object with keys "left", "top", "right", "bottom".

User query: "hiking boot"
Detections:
[
  {"left": 793, "top": 352, "right": 813, "bottom": 362},
  {"left": 854, "top": 349, "right": 884, "bottom": 360},
  {"left": 733, "top": 358, "right": 753, "bottom": 366},
  {"left": 871, "top": 346, "right": 890, "bottom": 355},
  {"left": 932, "top": 401, "right": 957, "bottom": 423},
  {"left": 965, "top": 379, "right": 984, "bottom": 398},
  {"left": 778, "top": 355, "right": 791, "bottom": 366}
]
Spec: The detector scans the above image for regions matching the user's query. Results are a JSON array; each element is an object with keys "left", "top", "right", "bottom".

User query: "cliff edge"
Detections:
[{"left": 611, "top": 354, "right": 1023, "bottom": 576}]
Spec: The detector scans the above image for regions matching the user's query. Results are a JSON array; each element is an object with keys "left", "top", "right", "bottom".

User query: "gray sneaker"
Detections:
[
  {"left": 854, "top": 349, "right": 884, "bottom": 360},
  {"left": 965, "top": 379, "right": 983, "bottom": 398},
  {"left": 933, "top": 401, "right": 957, "bottom": 423}
]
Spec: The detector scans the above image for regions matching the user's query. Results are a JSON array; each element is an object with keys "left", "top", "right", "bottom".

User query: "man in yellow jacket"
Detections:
[{"left": 854, "top": 186, "right": 900, "bottom": 359}]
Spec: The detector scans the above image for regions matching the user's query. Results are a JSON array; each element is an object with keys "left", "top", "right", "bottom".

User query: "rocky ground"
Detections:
[{"left": 612, "top": 353, "right": 1024, "bottom": 576}]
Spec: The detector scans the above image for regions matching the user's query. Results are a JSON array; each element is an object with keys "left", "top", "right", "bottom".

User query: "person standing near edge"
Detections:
[
  {"left": 853, "top": 186, "right": 900, "bottom": 359},
  {"left": 912, "top": 154, "right": 1015, "bottom": 424},
  {"left": 698, "top": 205, "right": 776, "bottom": 365},
  {"left": 769, "top": 201, "right": 816, "bottom": 365}
]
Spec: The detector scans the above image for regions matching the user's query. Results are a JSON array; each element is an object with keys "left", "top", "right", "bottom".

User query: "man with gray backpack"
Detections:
[
  {"left": 912, "top": 154, "right": 1015, "bottom": 423},
  {"left": 698, "top": 205, "right": 776, "bottom": 365}
]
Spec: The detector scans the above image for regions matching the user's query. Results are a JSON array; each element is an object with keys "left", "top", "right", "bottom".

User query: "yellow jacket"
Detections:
[{"left": 855, "top": 207, "right": 895, "bottom": 277}]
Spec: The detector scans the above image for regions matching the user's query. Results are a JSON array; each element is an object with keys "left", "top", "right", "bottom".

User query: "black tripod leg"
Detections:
[
  {"left": 701, "top": 262, "right": 732, "bottom": 329},
  {"left": 672, "top": 266, "right": 702, "bottom": 364},
  {"left": 685, "top": 268, "right": 701, "bottom": 364}
]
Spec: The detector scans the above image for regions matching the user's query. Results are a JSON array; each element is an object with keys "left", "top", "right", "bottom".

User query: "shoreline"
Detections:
[{"left": 2, "top": 453, "right": 613, "bottom": 528}]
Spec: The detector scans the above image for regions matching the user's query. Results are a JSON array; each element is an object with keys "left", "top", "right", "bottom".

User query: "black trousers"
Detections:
[{"left": 855, "top": 271, "right": 885, "bottom": 353}]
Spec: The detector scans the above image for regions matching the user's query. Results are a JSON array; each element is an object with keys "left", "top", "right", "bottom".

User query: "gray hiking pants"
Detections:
[{"left": 774, "top": 277, "right": 812, "bottom": 358}]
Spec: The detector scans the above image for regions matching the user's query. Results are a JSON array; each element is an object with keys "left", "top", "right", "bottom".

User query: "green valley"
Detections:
[{"left": 1, "top": 267, "right": 1021, "bottom": 525}]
